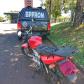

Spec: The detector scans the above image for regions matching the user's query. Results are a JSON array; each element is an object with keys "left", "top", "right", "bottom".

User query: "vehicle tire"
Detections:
[
  {"left": 48, "top": 70, "right": 62, "bottom": 84},
  {"left": 21, "top": 47, "right": 33, "bottom": 59},
  {"left": 18, "top": 36, "right": 22, "bottom": 41},
  {"left": 67, "top": 74, "right": 78, "bottom": 84},
  {"left": 42, "top": 67, "right": 62, "bottom": 84},
  {"left": 42, "top": 31, "right": 50, "bottom": 40},
  {"left": 42, "top": 35, "right": 47, "bottom": 40}
]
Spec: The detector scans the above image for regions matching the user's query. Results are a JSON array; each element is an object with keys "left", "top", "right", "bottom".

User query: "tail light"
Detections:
[
  {"left": 48, "top": 22, "right": 51, "bottom": 31},
  {"left": 17, "top": 21, "right": 22, "bottom": 30}
]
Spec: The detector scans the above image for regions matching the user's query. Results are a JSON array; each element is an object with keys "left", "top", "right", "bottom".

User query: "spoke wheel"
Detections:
[
  {"left": 43, "top": 69, "right": 62, "bottom": 84},
  {"left": 21, "top": 47, "right": 33, "bottom": 59}
]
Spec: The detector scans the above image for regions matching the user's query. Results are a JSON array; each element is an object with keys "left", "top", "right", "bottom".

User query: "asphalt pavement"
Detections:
[{"left": 0, "top": 23, "right": 48, "bottom": 84}]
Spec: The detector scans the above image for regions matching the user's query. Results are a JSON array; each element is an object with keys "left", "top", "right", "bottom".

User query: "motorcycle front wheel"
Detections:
[{"left": 21, "top": 47, "right": 33, "bottom": 59}]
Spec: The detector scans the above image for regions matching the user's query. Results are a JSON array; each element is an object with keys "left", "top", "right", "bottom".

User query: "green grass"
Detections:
[{"left": 48, "top": 22, "right": 84, "bottom": 67}]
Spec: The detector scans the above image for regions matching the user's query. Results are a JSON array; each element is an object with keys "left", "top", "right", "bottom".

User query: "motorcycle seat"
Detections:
[
  {"left": 36, "top": 44, "right": 59, "bottom": 56},
  {"left": 36, "top": 44, "right": 77, "bottom": 57}
]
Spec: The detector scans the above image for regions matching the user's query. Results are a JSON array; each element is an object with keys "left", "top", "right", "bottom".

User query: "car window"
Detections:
[
  {"left": 18, "top": 7, "right": 49, "bottom": 20},
  {"left": 25, "top": 11, "right": 45, "bottom": 18}
]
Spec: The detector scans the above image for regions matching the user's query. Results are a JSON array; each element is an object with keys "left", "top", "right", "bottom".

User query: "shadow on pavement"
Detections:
[{"left": 0, "top": 32, "right": 48, "bottom": 84}]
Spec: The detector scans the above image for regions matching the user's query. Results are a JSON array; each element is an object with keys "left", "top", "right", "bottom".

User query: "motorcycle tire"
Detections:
[
  {"left": 48, "top": 70, "right": 62, "bottom": 84},
  {"left": 18, "top": 36, "right": 22, "bottom": 41},
  {"left": 21, "top": 47, "right": 33, "bottom": 59},
  {"left": 42, "top": 67, "right": 62, "bottom": 84}
]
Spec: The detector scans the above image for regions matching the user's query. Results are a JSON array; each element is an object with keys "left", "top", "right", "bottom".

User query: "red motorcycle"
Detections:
[{"left": 21, "top": 25, "right": 79, "bottom": 84}]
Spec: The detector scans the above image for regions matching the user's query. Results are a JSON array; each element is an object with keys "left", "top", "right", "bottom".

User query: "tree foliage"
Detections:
[
  {"left": 45, "top": 0, "right": 61, "bottom": 18},
  {"left": 62, "top": 0, "right": 77, "bottom": 12},
  {"left": 45, "top": 0, "right": 77, "bottom": 19},
  {"left": 62, "top": 0, "right": 77, "bottom": 22},
  {"left": 45, "top": 0, "right": 84, "bottom": 27},
  {"left": 0, "top": 16, "right": 4, "bottom": 22},
  {"left": 74, "top": 0, "right": 84, "bottom": 27}
]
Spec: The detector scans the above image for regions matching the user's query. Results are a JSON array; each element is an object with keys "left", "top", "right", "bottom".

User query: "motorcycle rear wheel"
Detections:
[
  {"left": 42, "top": 68, "right": 62, "bottom": 84},
  {"left": 49, "top": 70, "right": 62, "bottom": 84}
]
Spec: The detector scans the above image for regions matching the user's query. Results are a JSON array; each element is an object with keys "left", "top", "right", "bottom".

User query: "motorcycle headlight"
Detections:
[
  {"left": 18, "top": 31, "right": 22, "bottom": 37},
  {"left": 22, "top": 21, "right": 28, "bottom": 28}
]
